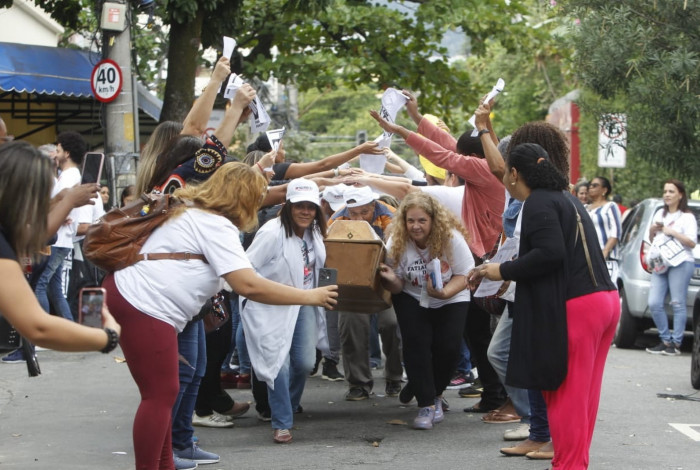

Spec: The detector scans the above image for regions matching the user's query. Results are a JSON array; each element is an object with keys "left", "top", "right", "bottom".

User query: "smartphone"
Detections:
[
  {"left": 81, "top": 152, "right": 105, "bottom": 185},
  {"left": 318, "top": 267, "right": 338, "bottom": 287},
  {"left": 78, "top": 287, "right": 106, "bottom": 328}
]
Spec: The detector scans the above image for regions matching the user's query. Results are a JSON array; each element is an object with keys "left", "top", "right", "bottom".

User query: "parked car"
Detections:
[{"left": 613, "top": 198, "right": 700, "bottom": 355}]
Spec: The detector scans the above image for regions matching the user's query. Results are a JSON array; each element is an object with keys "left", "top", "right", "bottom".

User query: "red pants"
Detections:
[
  {"left": 104, "top": 274, "right": 179, "bottom": 470},
  {"left": 542, "top": 289, "right": 620, "bottom": 470}
]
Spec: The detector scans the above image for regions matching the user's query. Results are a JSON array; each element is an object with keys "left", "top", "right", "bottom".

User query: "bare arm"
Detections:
[
  {"left": 378, "top": 263, "right": 404, "bottom": 294},
  {"left": 403, "top": 90, "right": 424, "bottom": 126},
  {"left": 0, "top": 260, "right": 120, "bottom": 350},
  {"left": 181, "top": 57, "right": 231, "bottom": 136},
  {"left": 214, "top": 84, "right": 256, "bottom": 148},
  {"left": 283, "top": 141, "right": 383, "bottom": 179},
  {"left": 474, "top": 103, "right": 505, "bottom": 180},
  {"left": 261, "top": 184, "right": 287, "bottom": 207},
  {"left": 345, "top": 174, "right": 415, "bottom": 201},
  {"left": 224, "top": 268, "right": 337, "bottom": 310}
]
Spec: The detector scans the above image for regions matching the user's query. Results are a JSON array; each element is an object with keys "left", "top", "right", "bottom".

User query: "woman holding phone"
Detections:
[
  {"left": 0, "top": 142, "right": 121, "bottom": 356},
  {"left": 379, "top": 192, "right": 474, "bottom": 430},
  {"left": 241, "top": 178, "right": 328, "bottom": 444}
]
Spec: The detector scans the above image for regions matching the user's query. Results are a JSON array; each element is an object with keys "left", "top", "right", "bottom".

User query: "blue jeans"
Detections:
[
  {"left": 487, "top": 305, "right": 530, "bottom": 423},
  {"left": 649, "top": 260, "right": 694, "bottom": 346},
  {"left": 172, "top": 320, "right": 206, "bottom": 450},
  {"left": 34, "top": 246, "right": 73, "bottom": 321},
  {"left": 268, "top": 306, "right": 316, "bottom": 430},
  {"left": 455, "top": 339, "right": 472, "bottom": 373},
  {"left": 528, "top": 389, "right": 550, "bottom": 442}
]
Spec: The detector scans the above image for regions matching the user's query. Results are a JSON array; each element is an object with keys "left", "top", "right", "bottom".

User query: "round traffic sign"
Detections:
[{"left": 91, "top": 59, "right": 123, "bottom": 103}]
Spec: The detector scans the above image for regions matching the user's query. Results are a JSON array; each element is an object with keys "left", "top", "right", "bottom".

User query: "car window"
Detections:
[
  {"left": 621, "top": 204, "right": 645, "bottom": 245},
  {"left": 690, "top": 206, "right": 700, "bottom": 243}
]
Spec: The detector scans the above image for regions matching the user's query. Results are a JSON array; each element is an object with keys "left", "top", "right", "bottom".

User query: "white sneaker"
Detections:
[
  {"left": 192, "top": 411, "right": 234, "bottom": 428},
  {"left": 503, "top": 422, "right": 530, "bottom": 441}
]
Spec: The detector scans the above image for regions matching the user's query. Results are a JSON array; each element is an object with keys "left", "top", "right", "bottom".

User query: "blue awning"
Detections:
[
  {"left": 0, "top": 42, "right": 161, "bottom": 120},
  {"left": 0, "top": 42, "right": 97, "bottom": 97}
]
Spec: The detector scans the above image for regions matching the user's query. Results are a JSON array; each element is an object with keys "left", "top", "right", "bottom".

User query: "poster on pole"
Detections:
[{"left": 598, "top": 114, "right": 627, "bottom": 168}]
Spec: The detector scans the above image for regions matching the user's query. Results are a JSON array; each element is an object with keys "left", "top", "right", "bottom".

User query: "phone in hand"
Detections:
[
  {"left": 78, "top": 287, "right": 106, "bottom": 328},
  {"left": 81, "top": 152, "right": 105, "bottom": 185},
  {"left": 318, "top": 267, "right": 338, "bottom": 287}
]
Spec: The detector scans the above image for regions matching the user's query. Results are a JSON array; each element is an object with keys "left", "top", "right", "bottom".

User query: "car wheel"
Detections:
[
  {"left": 614, "top": 287, "right": 638, "bottom": 349},
  {"left": 691, "top": 318, "right": 700, "bottom": 390}
]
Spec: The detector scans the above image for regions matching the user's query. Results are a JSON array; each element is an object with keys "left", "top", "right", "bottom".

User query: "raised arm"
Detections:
[
  {"left": 181, "top": 57, "right": 232, "bottom": 136},
  {"left": 474, "top": 102, "right": 505, "bottom": 181},
  {"left": 214, "top": 84, "right": 256, "bottom": 148}
]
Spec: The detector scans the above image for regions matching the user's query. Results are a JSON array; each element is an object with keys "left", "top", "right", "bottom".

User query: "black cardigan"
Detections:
[{"left": 499, "top": 189, "right": 615, "bottom": 390}]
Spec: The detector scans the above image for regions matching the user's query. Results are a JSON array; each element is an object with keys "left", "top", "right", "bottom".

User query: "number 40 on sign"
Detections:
[{"left": 91, "top": 59, "right": 123, "bottom": 103}]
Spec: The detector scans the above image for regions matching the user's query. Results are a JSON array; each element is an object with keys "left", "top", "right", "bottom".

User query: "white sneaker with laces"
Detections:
[{"left": 192, "top": 411, "right": 234, "bottom": 428}]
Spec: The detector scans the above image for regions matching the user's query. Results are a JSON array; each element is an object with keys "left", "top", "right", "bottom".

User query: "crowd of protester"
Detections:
[{"left": 7, "top": 51, "right": 696, "bottom": 470}]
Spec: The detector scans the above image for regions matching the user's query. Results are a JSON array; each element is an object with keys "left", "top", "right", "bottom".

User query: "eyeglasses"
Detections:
[{"left": 589, "top": 183, "right": 601, "bottom": 188}]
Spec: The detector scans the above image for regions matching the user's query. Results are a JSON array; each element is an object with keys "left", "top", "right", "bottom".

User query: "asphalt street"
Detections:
[{"left": 0, "top": 331, "right": 698, "bottom": 470}]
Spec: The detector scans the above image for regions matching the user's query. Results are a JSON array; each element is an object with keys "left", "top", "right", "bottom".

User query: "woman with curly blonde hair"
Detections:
[{"left": 379, "top": 192, "right": 474, "bottom": 430}]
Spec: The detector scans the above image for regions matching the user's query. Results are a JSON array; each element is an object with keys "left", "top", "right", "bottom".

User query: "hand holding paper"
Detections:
[
  {"left": 223, "top": 36, "right": 236, "bottom": 60},
  {"left": 212, "top": 57, "right": 231, "bottom": 84},
  {"left": 468, "top": 78, "right": 505, "bottom": 135}
]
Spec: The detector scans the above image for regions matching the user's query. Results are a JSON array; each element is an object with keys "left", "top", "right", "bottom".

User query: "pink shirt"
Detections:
[{"left": 405, "top": 118, "right": 504, "bottom": 258}]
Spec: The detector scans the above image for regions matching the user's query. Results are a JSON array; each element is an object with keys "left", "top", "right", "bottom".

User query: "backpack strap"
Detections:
[
  {"left": 135, "top": 252, "right": 208, "bottom": 264},
  {"left": 569, "top": 198, "right": 597, "bottom": 287}
]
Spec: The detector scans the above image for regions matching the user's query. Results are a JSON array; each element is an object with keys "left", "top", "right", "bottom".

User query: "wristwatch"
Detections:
[{"left": 477, "top": 128, "right": 490, "bottom": 137}]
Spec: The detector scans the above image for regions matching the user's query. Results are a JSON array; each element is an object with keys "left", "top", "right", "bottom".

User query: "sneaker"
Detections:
[
  {"left": 220, "top": 401, "right": 250, "bottom": 418},
  {"left": 446, "top": 371, "right": 475, "bottom": 390},
  {"left": 310, "top": 349, "right": 322, "bottom": 376},
  {"left": 413, "top": 406, "right": 435, "bottom": 430},
  {"left": 385, "top": 380, "right": 402, "bottom": 397},
  {"left": 236, "top": 374, "right": 251, "bottom": 389},
  {"left": 433, "top": 398, "right": 444, "bottom": 423},
  {"left": 458, "top": 385, "right": 483, "bottom": 398},
  {"left": 370, "top": 359, "right": 383, "bottom": 370},
  {"left": 321, "top": 360, "right": 344, "bottom": 381},
  {"left": 504, "top": 422, "right": 530, "bottom": 441},
  {"left": 192, "top": 411, "right": 234, "bottom": 428},
  {"left": 662, "top": 345, "right": 681, "bottom": 356},
  {"left": 646, "top": 342, "right": 669, "bottom": 355},
  {"left": 273, "top": 428, "right": 293, "bottom": 444},
  {"left": 173, "top": 455, "right": 198, "bottom": 470},
  {"left": 295, "top": 405, "right": 304, "bottom": 414},
  {"left": 174, "top": 443, "right": 220, "bottom": 464},
  {"left": 399, "top": 383, "right": 414, "bottom": 404},
  {"left": 345, "top": 387, "right": 369, "bottom": 401},
  {"left": 1, "top": 349, "right": 25, "bottom": 364},
  {"left": 257, "top": 410, "right": 272, "bottom": 422}
]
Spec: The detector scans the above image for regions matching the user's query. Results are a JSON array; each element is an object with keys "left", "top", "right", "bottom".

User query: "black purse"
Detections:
[{"left": 0, "top": 314, "right": 20, "bottom": 351}]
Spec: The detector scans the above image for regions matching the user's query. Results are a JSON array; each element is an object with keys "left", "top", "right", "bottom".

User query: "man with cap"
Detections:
[{"left": 328, "top": 186, "right": 403, "bottom": 401}]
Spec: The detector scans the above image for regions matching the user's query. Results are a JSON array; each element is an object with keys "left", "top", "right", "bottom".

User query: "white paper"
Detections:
[
  {"left": 223, "top": 73, "right": 245, "bottom": 99},
  {"left": 359, "top": 134, "right": 391, "bottom": 174},
  {"left": 427, "top": 258, "right": 443, "bottom": 290},
  {"left": 379, "top": 88, "right": 408, "bottom": 138},
  {"left": 266, "top": 127, "right": 286, "bottom": 151},
  {"left": 474, "top": 236, "right": 518, "bottom": 297},
  {"left": 223, "top": 36, "right": 236, "bottom": 60},
  {"left": 468, "top": 78, "right": 505, "bottom": 136},
  {"left": 249, "top": 96, "right": 271, "bottom": 133}
]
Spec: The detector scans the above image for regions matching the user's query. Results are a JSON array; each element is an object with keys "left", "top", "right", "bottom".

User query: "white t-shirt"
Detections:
[
  {"left": 73, "top": 196, "right": 105, "bottom": 243},
  {"left": 114, "top": 208, "right": 252, "bottom": 332},
  {"left": 421, "top": 185, "right": 463, "bottom": 221},
  {"left": 386, "top": 228, "right": 474, "bottom": 308},
  {"left": 52, "top": 167, "right": 81, "bottom": 248},
  {"left": 652, "top": 209, "right": 697, "bottom": 263}
]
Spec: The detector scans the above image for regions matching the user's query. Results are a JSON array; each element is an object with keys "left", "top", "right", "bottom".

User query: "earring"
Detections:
[{"left": 510, "top": 181, "right": 516, "bottom": 186}]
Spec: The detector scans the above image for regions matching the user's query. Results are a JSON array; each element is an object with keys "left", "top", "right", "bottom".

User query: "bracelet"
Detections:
[
  {"left": 101, "top": 328, "right": 119, "bottom": 354},
  {"left": 255, "top": 162, "right": 264, "bottom": 172},
  {"left": 477, "top": 128, "right": 490, "bottom": 137},
  {"left": 333, "top": 167, "right": 340, "bottom": 177}
]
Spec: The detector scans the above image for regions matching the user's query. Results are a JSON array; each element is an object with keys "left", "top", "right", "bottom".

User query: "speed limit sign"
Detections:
[{"left": 91, "top": 59, "right": 123, "bottom": 103}]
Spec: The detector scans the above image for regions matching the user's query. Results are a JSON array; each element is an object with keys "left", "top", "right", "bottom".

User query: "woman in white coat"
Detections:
[{"left": 242, "top": 178, "right": 328, "bottom": 444}]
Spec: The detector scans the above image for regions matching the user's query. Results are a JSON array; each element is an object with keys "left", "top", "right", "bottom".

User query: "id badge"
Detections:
[{"left": 420, "top": 283, "right": 430, "bottom": 308}]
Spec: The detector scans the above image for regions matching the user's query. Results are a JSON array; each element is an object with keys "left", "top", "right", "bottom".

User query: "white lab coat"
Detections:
[{"left": 240, "top": 218, "right": 328, "bottom": 388}]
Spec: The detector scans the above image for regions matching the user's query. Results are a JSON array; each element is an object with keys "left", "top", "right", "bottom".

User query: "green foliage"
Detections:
[{"left": 564, "top": 0, "right": 700, "bottom": 188}]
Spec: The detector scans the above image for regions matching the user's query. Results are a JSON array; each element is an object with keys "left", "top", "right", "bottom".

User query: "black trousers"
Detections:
[
  {"left": 194, "top": 316, "right": 235, "bottom": 415},
  {"left": 465, "top": 301, "right": 507, "bottom": 409},
  {"left": 393, "top": 292, "right": 467, "bottom": 408}
]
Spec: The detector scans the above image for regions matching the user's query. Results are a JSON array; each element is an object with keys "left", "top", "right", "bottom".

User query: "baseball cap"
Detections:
[
  {"left": 321, "top": 184, "right": 348, "bottom": 211},
  {"left": 286, "top": 178, "right": 320, "bottom": 205},
  {"left": 343, "top": 185, "right": 376, "bottom": 208}
]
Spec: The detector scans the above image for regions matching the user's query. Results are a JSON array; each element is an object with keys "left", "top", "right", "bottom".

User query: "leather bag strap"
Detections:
[
  {"left": 570, "top": 199, "right": 597, "bottom": 287},
  {"left": 134, "top": 252, "right": 209, "bottom": 264}
]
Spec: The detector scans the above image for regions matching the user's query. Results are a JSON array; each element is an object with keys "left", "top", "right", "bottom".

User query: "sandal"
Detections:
[
  {"left": 481, "top": 411, "right": 522, "bottom": 424},
  {"left": 463, "top": 402, "right": 497, "bottom": 413}
]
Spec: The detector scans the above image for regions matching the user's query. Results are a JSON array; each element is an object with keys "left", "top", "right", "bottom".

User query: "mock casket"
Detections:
[{"left": 324, "top": 220, "right": 391, "bottom": 313}]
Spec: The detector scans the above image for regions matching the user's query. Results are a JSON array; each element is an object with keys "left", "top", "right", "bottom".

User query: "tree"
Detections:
[{"left": 563, "top": 0, "right": 700, "bottom": 184}]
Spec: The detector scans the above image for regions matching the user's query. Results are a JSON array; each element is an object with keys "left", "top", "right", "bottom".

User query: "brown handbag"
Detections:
[{"left": 83, "top": 193, "right": 207, "bottom": 272}]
